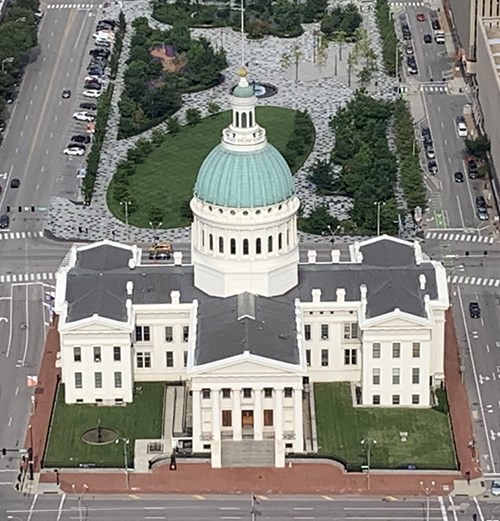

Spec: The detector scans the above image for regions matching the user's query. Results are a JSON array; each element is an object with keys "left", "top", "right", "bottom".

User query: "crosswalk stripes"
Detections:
[
  {"left": 0, "top": 231, "right": 44, "bottom": 241},
  {"left": 46, "top": 3, "right": 102, "bottom": 8},
  {"left": 448, "top": 275, "right": 500, "bottom": 287},
  {"left": 421, "top": 85, "right": 448, "bottom": 94},
  {"left": 0, "top": 273, "right": 54, "bottom": 284},
  {"left": 425, "top": 231, "right": 494, "bottom": 244}
]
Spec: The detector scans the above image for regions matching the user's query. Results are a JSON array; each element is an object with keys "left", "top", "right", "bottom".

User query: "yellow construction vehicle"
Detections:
[{"left": 148, "top": 240, "right": 173, "bottom": 260}]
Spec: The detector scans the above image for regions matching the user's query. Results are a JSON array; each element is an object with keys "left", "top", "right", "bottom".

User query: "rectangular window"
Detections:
[
  {"left": 222, "top": 410, "right": 232, "bottom": 427},
  {"left": 222, "top": 388, "right": 231, "bottom": 399},
  {"left": 392, "top": 368, "right": 400, "bottom": 385},
  {"left": 304, "top": 324, "right": 311, "bottom": 341},
  {"left": 135, "top": 325, "right": 150, "bottom": 342},
  {"left": 306, "top": 349, "right": 311, "bottom": 367},
  {"left": 412, "top": 394, "right": 420, "bottom": 405},
  {"left": 321, "top": 324, "right": 329, "bottom": 340},
  {"left": 202, "top": 388, "right": 211, "bottom": 399},
  {"left": 412, "top": 367, "right": 420, "bottom": 384},
  {"left": 183, "top": 326, "right": 189, "bottom": 343},
  {"left": 412, "top": 342, "right": 421, "bottom": 358},
  {"left": 93, "top": 346, "right": 101, "bottom": 363},
  {"left": 344, "top": 323, "right": 358, "bottom": 339},
  {"left": 284, "top": 387, "right": 293, "bottom": 398},
  {"left": 94, "top": 372, "right": 102, "bottom": 389},
  {"left": 372, "top": 368, "right": 380, "bottom": 385},
  {"left": 321, "top": 349, "right": 329, "bottom": 366},
  {"left": 263, "top": 409, "right": 273, "bottom": 426},
  {"left": 166, "top": 351, "right": 174, "bottom": 367},
  {"left": 264, "top": 388, "right": 273, "bottom": 398},
  {"left": 372, "top": 394, "right": 380, "bottom": 405},
  {"left": 344, "top": 349, "right": 357, "bottom": 365},
  {"left": 372, "top": 343, "right": 381, "bottom": 359},
  {"left": 392, "top": 394, "right": 400, "bottom": 405},
  {"left": 114, "top": 371, "right": 122, "bottom": 388},
  {"left": 183, "top": 350, "right": 188, "bottom": 367},
  {"left": 74, "top": 372, "right": 82, "bottom": 389},
  {"left": 392, "top": 342, "right": 401, "bottom": 358},
  {"left": 243, "top": 388, "right": 252, "bottom": 399},
  {"left": 113, "top": 346, "right": 121, "bottom": 362},
  {"left": 73, "top": 346, "right": 81, "bottom": 362},
  {"left": 136, "top": 352, "right": 152, "bottom": 369},
  {"left": 165, "top": 326, "right": 173, "bottom": 342}
]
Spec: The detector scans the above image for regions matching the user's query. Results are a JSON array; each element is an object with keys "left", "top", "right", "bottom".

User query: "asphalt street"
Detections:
[{"left": 2, "top": 495, "right": 500, "bottom": 521}]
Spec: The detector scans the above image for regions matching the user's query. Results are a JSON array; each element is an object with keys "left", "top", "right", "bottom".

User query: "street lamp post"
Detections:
[
  {"left": 1, "top": 57, "right": 14, "bottom": 72},
  {"left": 420, "top": 480, "right": 435, "bottom": 521},
  {"left": 361, "top": 437, "right": 377, "bottom": 470},
  {"left": 374, "top": 201, "right": 386, "bottom": 236},
  {"left": 71, "top": 483, "right": 88, "bottom": 521},
  {"left": 326, "top": 224, "right": 341, "bottom": 245},
  {"left": 120, "top": 200, "right": 132, "bottom": 241},
  {"left": 149, "top": 221, "right": 162, "bottom": 242},
  {"left": 116, "top": 437, "right": 130, "bottom": 488},
  {"left": 28, "top": 424, "right": 34, "bottom": 480}
]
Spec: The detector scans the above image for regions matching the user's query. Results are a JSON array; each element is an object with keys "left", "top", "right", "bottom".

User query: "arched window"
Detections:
[
  {"left": 209, "top": 234, "right": 213, "bottom": 251},
  {"left": 230, "top": 238, "right": 236, "bottom": 255},
  {"left": 243, "top": 239, "right": 249, "bottom": 255},
  {"left": 235, "top": 112, "right": 240, "bottom": 127},
  {"left": 249, "top": 112, "right": 253, "bottom": 127},
  {"left": 268, "top": 235, "right": 273, "bottom": 253},
  {"left": 241, "top": 112, "right": 247, "bottom": 128},
  {"left": 256, "top": 238, "right": 261, "bottom": 254},
  {"left": 278, "top": 233, "right": 283, "bottom": 250},
  {"left": 201, "top": 230, "right": 205, "bottom": 248},
  {"left": 287, "top": 229, "right": 290, "bottom": 247},
  {"left": 219, "top": 236, "right": 224, "bottom": 253}
]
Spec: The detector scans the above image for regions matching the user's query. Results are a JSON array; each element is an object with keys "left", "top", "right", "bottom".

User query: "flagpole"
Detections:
[{"left": 240, "top": 0, "right": 244, "bottom": 66}]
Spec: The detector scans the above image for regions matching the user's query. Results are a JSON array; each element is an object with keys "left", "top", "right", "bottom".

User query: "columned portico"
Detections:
[
  {"left": 254, "top": 388, "right": 263, "bottom": 440},
  {"left": 275, "top": 388, "right": 284, "bottom": 440},
  {"left": 212, "top": 389, "right": 221, "bottom": 441},
  {"left": 232, "top": 388, "right": 242, "bottom": 441},
  {"left": 293, "top": 388, "right": 303, "bottom": 450},
  {"left": 192, "top": 390, "right": 201, "bottom": 451}
]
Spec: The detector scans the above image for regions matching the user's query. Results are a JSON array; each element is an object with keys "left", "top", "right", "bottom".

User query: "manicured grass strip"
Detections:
[
  {"left": 44, "top": 383, "right": 163, "bottom": 468},
  {"left": 314, "top": 382, "right": 457, "bottom": 469},
  {"left": 107, "top": 106, "right": 314, "bottom": 229}
]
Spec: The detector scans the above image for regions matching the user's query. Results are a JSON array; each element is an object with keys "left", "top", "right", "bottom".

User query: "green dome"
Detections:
[
  {"left": 233, "top": 84, "right": 255, "bottom": 98},
  {"left": 194, "top": 144, "right": 295, "bottom": 208}
]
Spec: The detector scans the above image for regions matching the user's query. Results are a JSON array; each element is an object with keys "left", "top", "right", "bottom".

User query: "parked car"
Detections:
[
  {"left": 428, "top": 160, "right": 438, "bottom": 174},
  {"left": 431, "top": 19, "right": 441, "bottom": 30},
  {"left": 425, "top": 146, "right": 435, "bottom": 159},
  {"left": 407, "top": 56, "right": 418, "bottom": 74},
  {"left": 476, "top": 196, "right": 487, "bottom": 209},
  {"left": 492, "top": 480, "right": 500, "bottom": 496},
  {"left": 79, "top": 102, "right": 97, "bottom": 110},
  {"left": 405, "top": 42, "right": 414, "bottom": 55},
  {"left": 64, "top": 147, "right": 85, "bottom": 156},
  {"left": 467, "top": 158, "right": 479, "bottom": 179},
  {"left": 421, "top": 126, "right": 432, "bottom": 142},
  {"left": 71, "top": 134, "right": 91, "bottom": 144},
  {"left": 73, "top": 111, "right": 95, "bottom": 122},
  {"left": 456, "top": 116, "right": 467, "bottom": 137},
  {"left": 0, "top": 214, "right": 9, "bottom": 229},
  {"left": 435, "top": 31, "right": 445, "bottom": 44},
  {"left": 453, "top": 171, "right": 464, "bottom": 183},
  {"left": 82, "top": 90, "right": 102, "bottom": 98},
  {"left": 469, "top": 302, "right": 481, "bottom": 319},
  {"left": 0, "top": 119, "right": 5, "bottom": 132},
  {"left": 90, "top": 48, "right": 110, "bottom": 58},
  {"left": 477, "top": 207, "right": 489, "bottom": 221}
]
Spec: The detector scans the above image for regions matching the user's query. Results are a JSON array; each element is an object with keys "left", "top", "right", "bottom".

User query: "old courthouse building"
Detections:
[{"left": 53, "top": 69, "right": 449, "bottom": 468}]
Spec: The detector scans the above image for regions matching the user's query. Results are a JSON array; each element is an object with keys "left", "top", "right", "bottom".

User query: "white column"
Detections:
[
  {"left": 232, "top": 388, "right": 242, "bottom": 440},
  {"left": 211, "top": 389, "right": 221, "bottom": 441},
  {"left": 275, "top": 388, "right": 283, "bottom": 440},
  {"left": 254, "top": 388, "right": 263, "bottom": 440},
  {"left": 192, "top": 390, "right": 202, "bottom": 451},
  {"left": 293, "top": 388, "right": 303, "bottom": 451}
]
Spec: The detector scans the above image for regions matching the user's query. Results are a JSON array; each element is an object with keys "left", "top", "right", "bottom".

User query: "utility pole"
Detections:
[
  {"left": 374, "top": 201, "right": 386, "bottom": 236},
  {"left": 420, "top": 480, "right": 435, "bottom": 521},
  {"left": 72, "top": 483, "right": 88, "bottom": 521}
]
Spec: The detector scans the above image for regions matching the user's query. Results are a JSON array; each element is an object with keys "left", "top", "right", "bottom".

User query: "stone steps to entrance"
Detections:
[{"left": 221, "top": 439, "right": 275, "bottom": 467}]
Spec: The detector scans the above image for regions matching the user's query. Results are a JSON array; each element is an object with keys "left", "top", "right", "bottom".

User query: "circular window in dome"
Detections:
[
  {"left": 230, "top": 210, "right": 236, "bottom": 215},
  {"left": 209, "top": 206, "right": 213, "bottom": 212},
  {"left": 243, "top": 211, "right": 248, "bottom": 216},
  {"left": 256, "top": 210, "right": 261, "bottom": 215},
  {"left": 219, "top": 209, "right": 223, "bottom": 214}
]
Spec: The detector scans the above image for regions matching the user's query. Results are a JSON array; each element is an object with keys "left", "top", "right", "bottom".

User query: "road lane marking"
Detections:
[
  {"left": 8, "top": 417, "right": 12, "bottom": 426},
  {"left": 56, "top": 494, "right": 66, "bottom": 521},
  {"left": 27, "top": 493, "right": 39, "bottom": 521}
]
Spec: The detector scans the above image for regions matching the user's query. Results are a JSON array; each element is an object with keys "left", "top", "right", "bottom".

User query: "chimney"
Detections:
[
  {"left": 419, "top": 274, "right": 426, "bottom": 290},
  {"left": 171, "top": 290, "right": 180, "bottom": 305},
  {"left": 173, "top": 251, "right": 183, "bottom": 266},
  {"left": 126, "top": 281, "right": 134, "bottom": 296},
  {"left": 128, "top": 258, "right": 136, "bottom": 269},
  {"left": 331, "top": 250, "right": 340, "bottom": 263},
  {"left": 360, "top": 284, "right": 367, "bottom": 302},
  {"left": 336, "top": 288, "right": 346, "bottom": 303},
  {"left": 311, "top": 289, "right": 322, "bottom": 303},
  {"left": 307, "top": 250, "right": 317, "bottom": 264}
]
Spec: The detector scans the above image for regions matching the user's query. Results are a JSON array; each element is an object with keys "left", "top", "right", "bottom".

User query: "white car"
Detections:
[
  {"left": 72, "top": 111, "right": 95, "bottom": 122},
  {"left": 456, "top": 119, "right": 467, "bottom": 138},
  {"left": 64, "top": 147, "right": 85, "bottom": 156},
  {"left": 492, "top": 479, "right": 500, "bottom": 496},
  {"left": 93, "top": 30, "right": 114, "bottom": 40},
  {"left": 83, "top": 90, "right": 102, "bottom": 99},
  {"left": 85, "top": 75, "right": 106, "bottom": 83}
]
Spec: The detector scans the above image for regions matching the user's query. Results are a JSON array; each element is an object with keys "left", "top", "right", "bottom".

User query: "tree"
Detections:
[
  {"left": 167, "top": 116, "right": 181, "bottom": 135},
  {"left": 465, "top": 134, "right": 490, "bottom": 160},
  {"left": 186, "top": 108, "right": 201, "bottom": 126},
  {"left": 299, "top": 205, "right": 339, "bottom": 235},
  {"left": 207, "top": 101, "right": 221, "bottom": 116},
  {"left": 307, "top": 159, "right": 337, "bottom": 194}
]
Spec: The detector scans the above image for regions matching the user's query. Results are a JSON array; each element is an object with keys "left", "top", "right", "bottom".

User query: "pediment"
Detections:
[{"left": 191, "top": 355, "right": 304, "bottom": 377}]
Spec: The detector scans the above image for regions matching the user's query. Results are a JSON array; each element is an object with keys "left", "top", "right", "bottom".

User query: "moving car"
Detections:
[
  {"left": 469, "top": 302, "right": 481, "bottom": 319},
  {"left": 453, "top": 171, "right": 464, "bottom": 183},
  {"left": 148, "top": 241, "right": 173, "bottom": 260},
  {"left": 456, "top": 116, "right": 467, "bottom": 137},
  {"left": 73, "top": 111, "right": 95, "bottom": 122},
  {"left": 423, "top": 33, "right": 432, "bottom": 43},
  {"left": 71, "top": 134, "right": 91, "bottom": 144},
  {"left": 79, "top": 102, "right": 97, "bottom": 110},
  {"left": 64, "top": 147, "right": 85, "bottom": 156},
  {"left": 416, "top": 13, "right": 425, "bottom": 21},
  {"left": 83, "top": 90, "right": 102, "bottom": 98},
  {"left": 0, "top": 214, "right": 9, "bottom": 229},
  {"left": 428, "top": 160, "right": 438, "bottom": 174},
  {"left": 62, "top": 89, "right": 71, "bottom": 99},
  {"left": 10, "top": 178, "right": 20, "bottom": 188}
]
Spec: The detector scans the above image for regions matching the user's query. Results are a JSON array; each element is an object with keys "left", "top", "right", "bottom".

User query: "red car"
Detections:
[{"left": 416, "top": 13, "right": 425, "bottom": 21}]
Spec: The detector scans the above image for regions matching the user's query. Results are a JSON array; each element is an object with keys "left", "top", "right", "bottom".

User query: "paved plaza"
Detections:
[{"left": 47, "top": 0, "right": 410, "bottom": 244}]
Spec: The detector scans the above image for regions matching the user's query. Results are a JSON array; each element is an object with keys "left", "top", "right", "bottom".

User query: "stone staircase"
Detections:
[{"left": 221, "top": 440, "right": 275, "bottom": 467}]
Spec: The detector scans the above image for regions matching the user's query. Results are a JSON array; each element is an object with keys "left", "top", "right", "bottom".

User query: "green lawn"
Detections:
[
  {"left": 44, "top": 383, "right": 163, "bottom": 468},
  {"left": 314, "top": 383, "right": 457, "bottom": 470},
  {"left": 107, "top": 107, "right": 314, "bottom": 229}
]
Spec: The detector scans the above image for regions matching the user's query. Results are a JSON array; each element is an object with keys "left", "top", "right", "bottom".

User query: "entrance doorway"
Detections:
[{"left": 241, "top": 410, "right": 254, "bottom": 429}]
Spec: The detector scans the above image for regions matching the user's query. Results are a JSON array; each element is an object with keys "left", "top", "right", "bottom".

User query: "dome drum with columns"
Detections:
[{"left": 191, "top": 68, "right": 300, "bottom": 298}]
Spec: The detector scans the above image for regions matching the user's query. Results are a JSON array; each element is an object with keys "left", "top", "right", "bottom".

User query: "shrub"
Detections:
[{"left": 375, "top": 0, "right": 399, "bottom": 76}]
